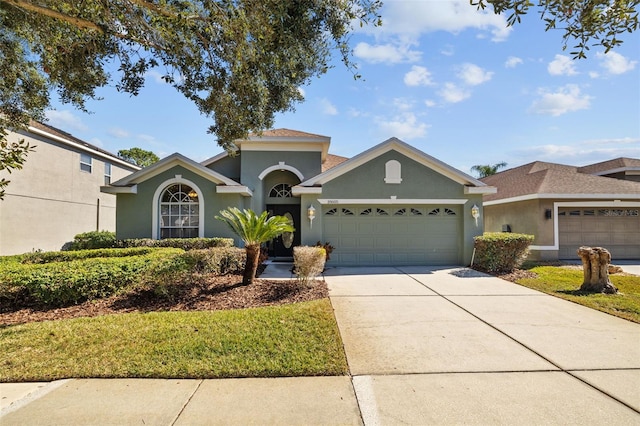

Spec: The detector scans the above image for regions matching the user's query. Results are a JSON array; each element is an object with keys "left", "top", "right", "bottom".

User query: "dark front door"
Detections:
[{"left": 267, "top": 204, "right": 300, "bottom": 258}]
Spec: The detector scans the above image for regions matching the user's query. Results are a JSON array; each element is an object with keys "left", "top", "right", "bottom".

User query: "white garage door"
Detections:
[
  {"left": 323, "top": 205, "right": 461, "bottom": 266},
  {"left": 558, "top": 207, "right": 640, "bottom": 260}
]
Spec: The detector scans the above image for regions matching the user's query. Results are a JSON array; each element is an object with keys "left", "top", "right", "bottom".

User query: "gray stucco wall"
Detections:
[
  {"left": 206, "top": 154, "right": 241, "bottom": 182},
  {"left": 115, "top": 165, "right": 242, "bottom": 241}
]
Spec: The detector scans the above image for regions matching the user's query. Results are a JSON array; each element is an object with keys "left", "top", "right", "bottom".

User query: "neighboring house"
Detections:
[
  {"left": 102, "top": 129, "right": 495, "bottom": 266},
  {"left": 0, "top": 121, "right": 140, "bottom": 255},
  {"left": 481, "top": 159, "right": 640, "bottom": 261}
]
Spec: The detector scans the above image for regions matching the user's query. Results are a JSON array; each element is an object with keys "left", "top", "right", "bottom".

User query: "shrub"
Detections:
[
  {"left": 20, "top": 247, "right": 156, "bottom": 264},
  {"left": 0, "top": 248, "right": 184, "bottom": 307},
  {"left": 118, "top": 237, "right": 234, "bottom": 250},
  {"left": 68, "top": 231, "right": 117, "bottom": 250},
  {"left": 473, "top": 232, "right": 535, "bottom": 273},
  {"left": 179, "top": 247, "right": 246, "bottom": 275},
  {"left": 293, "top": 246, "right": 326, "bottom": 287}
]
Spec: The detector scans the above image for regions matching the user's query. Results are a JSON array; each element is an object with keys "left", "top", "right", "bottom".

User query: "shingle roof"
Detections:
[
  {"left": 250, "top": 128, "right": 329, "bottom": 139},
  {"left": 482, "top": 160, "right": 640, "bottom": 201},
  {"left": 577, "top": 157, "right": 640, "bottom": 175},
  {"left": 322, "top": 154, "right": 349, "bottom": 172}
]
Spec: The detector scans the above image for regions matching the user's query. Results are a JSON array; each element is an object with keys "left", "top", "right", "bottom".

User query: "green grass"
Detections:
[
  {"left": 0, "top": 299, "right": 348, "bottom": 382},
  {"left": 515, "top": 265, "right": 640, "bottom": 323}
]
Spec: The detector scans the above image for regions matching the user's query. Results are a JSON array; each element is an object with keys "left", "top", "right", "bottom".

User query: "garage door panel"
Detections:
[
  {"left": 323, "top": 205, "right": 461, "bottom": 266},
  {"left": 559, "top": 208, "right": 640, "bottom": 260}
]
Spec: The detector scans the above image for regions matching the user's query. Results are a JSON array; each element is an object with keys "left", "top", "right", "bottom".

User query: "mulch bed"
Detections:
[{"left": 0, "top": 275, "right": 327, "bottom": 327}]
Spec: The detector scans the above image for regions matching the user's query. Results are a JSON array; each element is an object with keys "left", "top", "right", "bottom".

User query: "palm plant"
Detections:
[
  {"left": 216, "top": 208, "right": 294, "bottom": 285},
  {"left": 471, "top": 161, "right": 507, "bottom": 178}
]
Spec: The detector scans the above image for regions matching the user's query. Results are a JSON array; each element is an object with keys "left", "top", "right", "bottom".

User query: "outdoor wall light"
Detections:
[
  {"left": 307, "top": 205, "right": 316, "bottom": 228},
  {"left": 471, "top": 204, "right": 480, "bottom": 226},
  {"left": 545, "top": 209, "right": 552, "bottom": 220}
]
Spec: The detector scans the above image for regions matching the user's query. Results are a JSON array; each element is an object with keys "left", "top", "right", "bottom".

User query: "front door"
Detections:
[{"left": 267, "top": 204, "right": 301, "bottom": 258}]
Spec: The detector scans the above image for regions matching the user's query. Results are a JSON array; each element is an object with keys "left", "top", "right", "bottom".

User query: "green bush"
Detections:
[
  {"left": 69, "top": 231, "right": 117, "bottom": 250},
  {"left": 118, "top": 237, "right": 234, "bottom": 250},
  {"left": 20, "top": 247, "right": 157, "bottom": 264},
  {"left": 473, "top": 232, "right": 535, "bottom": 273},
  {"left": 180, "top": 247, "right": 246, "bottom": 275},
  {"left": 0, "top": 248, "right": 184, "bottom": 307}
]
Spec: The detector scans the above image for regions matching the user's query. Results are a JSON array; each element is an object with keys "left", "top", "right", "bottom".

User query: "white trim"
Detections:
[
  {"left": 28, "top": 126, "right": 140, "bottom": 171},
  {"left": 591, "top": 166, "right": 640, "bottom": 176},
  {"left": 531, "top": 200, "right": 640, "bottom": 252},
  {"left": 258, "top": 162, "right": 305, "bottom": 181},
  {"left": 291, "top": 186, "right": 322, "bottom": 195},
  {"left": 101, "top": 184, "right": 137, "bottom": 194},
  {"left": 300, "top": 138, "right": 487, "bottom": 188},
  {"left": 317, "top": 198, "right": 468, "bottom": 205},
  {"left": 200, "top": 151, "right": 230, "bottom": 167},
  {"left": 465, "top": 186, "right": 497, "bottom": 194},
  {"left": 111, "top": 153, "right": 240, "bottom": 187},
  {"left": 216, "top": 186, "right": 253, "bottom": 196},
  {"left": 484, "top": 193, "right": 640, "bottom": 206},
  {"left": 152, "top": 177, "right": 205, "bottom": 239}
]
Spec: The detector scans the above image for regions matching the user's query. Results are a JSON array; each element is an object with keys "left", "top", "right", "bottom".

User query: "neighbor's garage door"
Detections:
[
  {"left": 558, "top": 207, "right": 640, "bottom": 259},
  {"left": 323, "top": 205, "right": 461, "bottom": 266}
]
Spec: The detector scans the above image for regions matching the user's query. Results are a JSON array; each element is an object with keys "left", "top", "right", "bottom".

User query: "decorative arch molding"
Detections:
[
  {"left": 258, "top": 162, "right": 304, "bottom": 181},
  {"left": 152, "top": 175, "right": 205, "bottom": 239}
]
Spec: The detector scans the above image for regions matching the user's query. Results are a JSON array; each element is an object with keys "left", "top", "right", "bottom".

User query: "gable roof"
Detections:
[
  {"left": 251, "top": 129, "right": 329, "bottom": 139},
  {"left": 298, "top": 137, "right": 494, "bottom": 193},
  {"left": 482, "top": 160, "right": 640, "bottom": 203},
  {"left": 235, "top": 128, "right": 331, "bottom": 161},
  {"left": 103, "top": 153, "right": 251, "bottom": 195}
]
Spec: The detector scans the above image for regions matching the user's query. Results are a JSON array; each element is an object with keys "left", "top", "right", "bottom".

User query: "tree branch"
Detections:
[{"left": 3, "top": 0, "right": 104, "bottom": 32}]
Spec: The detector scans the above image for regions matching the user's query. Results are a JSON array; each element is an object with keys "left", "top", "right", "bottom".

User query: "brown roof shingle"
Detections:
[{"left": 322, "top": 154, "right": 349, "bottom": 172}]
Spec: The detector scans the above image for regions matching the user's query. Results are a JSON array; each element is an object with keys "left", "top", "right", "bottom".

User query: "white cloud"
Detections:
[
  {"left": 392, "top": 98, "right": 415, "bottom": 111},
  {"left": 505, "top": 56, "right": 523, "bottom": 68},
  {"left": 425, "top": 100, "right": 437, "bottom": 108},
  {"left": 319, "top": 98, "right": 338, "bottom": 115},
  {"left": 378, "top": 112, "right": 429, "bottom": 140},
  {"left": 548, "top": 55, "right": 578, "bottom": 76},
  {"left": 45, "top": 110, "right": 88, "bottom": 132},
  {"left": 404, "top": 65, "right": 435, "bottom": 87},
  {"left": 516, "top": 138, "right": 640, "bottom": 165},
  {"left": 372, "top": 0, "right": 511, "bottom": 41},
  {"left": 136, "top": 134, "right": 156, "bottom": 143},
  {"left": 529, "top": 84, "right": 592, "bottom": 116},
  {"left": 108, "top": 127, "right": 130, "bottom": 139},
  {"left": 353, "top": 41, "right": 421, "bottom": 64},
  {"left": 438, "top": 82, "right": 471, "bottom": 103},
  {"left": 457, "top": 63, "right": 493, "bottom": 86},
  {"left": 597, "top": 51, "right": 637, "bottom": 75}
]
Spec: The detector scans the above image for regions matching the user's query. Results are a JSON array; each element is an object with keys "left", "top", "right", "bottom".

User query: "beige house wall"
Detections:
[
  {"left": 483, "top": 199, "right": 549, "bottom": 243},
  {"left": 0, "top": 128, "right": 137, "bottom": 255}
]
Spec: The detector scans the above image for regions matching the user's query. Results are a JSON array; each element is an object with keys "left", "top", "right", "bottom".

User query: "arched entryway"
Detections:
[{"left": 263, "top": 170, "right": 301, "bottom": 258}]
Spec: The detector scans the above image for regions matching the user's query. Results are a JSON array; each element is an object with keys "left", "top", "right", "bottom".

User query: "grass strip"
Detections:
[
  {"left": 0, "top": 299, "right": 348, "bottom": 382},
  {"left": 515, "top": 266, "right": 640, "bottom": 323}
]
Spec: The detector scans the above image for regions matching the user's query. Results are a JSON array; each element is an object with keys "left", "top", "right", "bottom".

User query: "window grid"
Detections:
[
  {"left": 159, "top": 184, "right": 199, "bottom": 239},
  {"left": 80, "top": 153, "right": 92, "bottom": 173}
]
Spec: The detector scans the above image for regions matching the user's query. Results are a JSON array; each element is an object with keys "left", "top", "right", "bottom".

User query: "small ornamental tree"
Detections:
[{"left": 216, "top": 208, "right": 294, "bottom": 286}]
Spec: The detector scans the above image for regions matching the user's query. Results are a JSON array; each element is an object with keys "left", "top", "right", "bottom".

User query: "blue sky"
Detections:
[{"left": 46, "top": 0, "right": 640, "bottom": 176}]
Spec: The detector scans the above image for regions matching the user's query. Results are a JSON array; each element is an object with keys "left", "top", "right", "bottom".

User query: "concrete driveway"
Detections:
[{"left": 326, "top": 266, "right": 640, "bottom": 424}]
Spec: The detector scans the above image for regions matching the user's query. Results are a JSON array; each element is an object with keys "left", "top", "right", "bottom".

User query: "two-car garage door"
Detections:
[
  {"left": 322, "top": 205, "right": 461, "bottom": 266},
  {"left": 558, "top": 207, "right": 640, "bottom": 259}
]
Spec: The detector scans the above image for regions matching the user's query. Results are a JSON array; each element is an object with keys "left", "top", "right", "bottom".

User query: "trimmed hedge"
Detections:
[
  {"left": 473, "top": 232, "right": 535, "bottom": 273},
  {"left": 69, "top": 231, "right": 117, "bottom": 250},
  {"left": 118, "top": 237, "right": 235, "bottom": 250},
  {"left": 180, "top": 248, "right": 246, "bottom": 275},
  {"left": 20, "top": 247, "right": 157, "bottom": 264},
  {"left": 0, "top": 248, "right": 184, "bottom": 307}
]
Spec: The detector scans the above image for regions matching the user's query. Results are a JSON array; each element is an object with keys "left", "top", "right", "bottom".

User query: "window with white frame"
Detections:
[
  {"left": 159, "top": 183, "right": 199, "bottom": 238},
  {"left": 104, "top": 163, "right": 112, "bottom": 185},
  {"left": 80, "top": 153, "right": 92, "bottom": 173}
]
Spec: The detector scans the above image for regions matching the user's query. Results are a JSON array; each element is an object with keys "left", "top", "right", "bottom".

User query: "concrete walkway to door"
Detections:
[{"left": 326, "top": 266, "right": 640, "bottom": 424}]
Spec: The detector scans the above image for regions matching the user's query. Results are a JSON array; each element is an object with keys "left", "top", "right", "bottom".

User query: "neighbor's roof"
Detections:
[
  {"left": 26, "top": 120, "right": 140, "bottom": 170},
  {"left": 577, "top": 157, "right": 640, "bottom": 176},
  {"left": 481, "top": 160, "right": 640, "bottom": 202}
]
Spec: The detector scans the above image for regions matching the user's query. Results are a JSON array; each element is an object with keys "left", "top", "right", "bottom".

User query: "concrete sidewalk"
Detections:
[{"left": 2, "top": 265, "right": 639, "bottom": 425}]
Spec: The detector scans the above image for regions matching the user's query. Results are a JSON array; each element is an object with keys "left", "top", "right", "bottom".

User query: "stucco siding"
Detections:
[
  {"left": 0, "top": 129, "right": 136, "bottom": 255},
  {"left": 483, "top": 199, "right": 545, "bottom": 242},
  {"left": 205, "top": 154, "right": 241, "bottom": 182}
]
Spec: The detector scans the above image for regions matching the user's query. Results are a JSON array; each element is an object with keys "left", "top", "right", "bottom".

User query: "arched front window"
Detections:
[
  {"left": 159, "top": 183, "right": 199, "bottom": 238},
  {"left": 269, "top": 183, "right": 293, "bottom": 198}
]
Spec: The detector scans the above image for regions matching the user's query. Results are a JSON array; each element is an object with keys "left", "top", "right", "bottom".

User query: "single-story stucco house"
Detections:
[
  {"left": 102, "top": 129, "right": 496, "bottom": 266},
  {"left": 481, "top": 158, "right": 640, "bottom": 261}
]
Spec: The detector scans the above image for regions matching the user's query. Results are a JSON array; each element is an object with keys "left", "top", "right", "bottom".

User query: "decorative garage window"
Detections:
[
  {"left": 384, "top": 160, "right": 402, "bottom": 184},
  {"left": 410, "top": 208, "right": 423, "bottom": 216},
  {"left": 159, "top": 183, "right": 199, "bottom": 238},
  {"left": 559, "top": 209, "right": 639, "bottom": 217},
  {"left": 269, "top": 183, "right": 292, "bottom": 198},
  {"left": 360, "top": 208, "right": 373, "bottom": 216},
  {"left": 342, "top": 208, "right": 354, "bottom": 216},
  {"left": 599, "top": 209, "right": 639, "bottom": 217},
  {"left": 326, "top": 208, "right": 338, "bottom": 216},
  {"left": 394, "top": 208, "right": 406, "bottom": 216},
  {"left": 444, "top": 208, "right": 457, "bottom": 216},
  {"left": 428, "top": 208, "right": 440, "bottom": 216},
  {"left": 376, "top": 208, "right": 389, "bottom": 215}
]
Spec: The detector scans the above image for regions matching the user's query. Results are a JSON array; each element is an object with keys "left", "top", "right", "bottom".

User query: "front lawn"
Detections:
[
  {"left": 513, "top": 265, "right": 640, "bottom": 323},
  {"left": 0, "top": 299, "right": 348, "bottom": 382}
]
